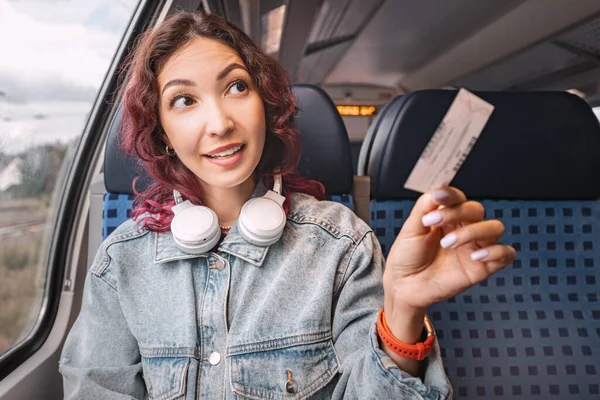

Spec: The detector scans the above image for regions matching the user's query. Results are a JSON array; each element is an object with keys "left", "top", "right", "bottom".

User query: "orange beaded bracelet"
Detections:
[{"left": 377, "top": 308, "right": 436, "bottom": 361}]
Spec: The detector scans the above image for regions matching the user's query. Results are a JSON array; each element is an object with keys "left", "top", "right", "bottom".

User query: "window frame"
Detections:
[{"left": 0, "top": 0, "right": 168, "bottom": 380}]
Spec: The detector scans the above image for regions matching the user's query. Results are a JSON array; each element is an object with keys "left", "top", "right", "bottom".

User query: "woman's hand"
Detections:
[
  {"left": 383, "top": 186, "right": 516, "bottom": 317},
  {"left": 379, "top": 186, "right": 516, "bottom": 374}
]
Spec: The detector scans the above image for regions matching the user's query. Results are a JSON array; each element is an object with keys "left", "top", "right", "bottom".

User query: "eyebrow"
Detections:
[
  {"left": 216, "top": 63, "right": 248, "bottom": 81},
  {"left": 161, "top": 63, "right": 248, "bottom": 97},
  {"left": 161, "top": 78, "right": 196, "bottom": 96}
]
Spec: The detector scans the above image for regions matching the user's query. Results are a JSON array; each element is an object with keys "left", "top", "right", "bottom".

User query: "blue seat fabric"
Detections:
[{"left": 371, "top": 199, "right": 600, "bottom": 399}]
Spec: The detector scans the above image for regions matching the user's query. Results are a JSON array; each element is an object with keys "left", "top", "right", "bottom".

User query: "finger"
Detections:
[
  {"left": 421, "top": 201, "right": 485, "bottom": 228},
  {"left": 430, "top": 186, "right": 467, "bottom": 207},
  {"left": 470, "top": 244, "right": 517, "bottom": 274},
  {"left": 400, "top": 186, "right": 467, "bottom": 237},
  {"left": 440, "top": 220, "right": 504, "bottom": 249}
]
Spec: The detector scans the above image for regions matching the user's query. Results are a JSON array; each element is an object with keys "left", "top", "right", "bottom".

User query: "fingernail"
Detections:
[
  {"left": 471, "top": 249, "right": 490, "bottom": 261},
  {"left": 440, "top": 233, "right": 457, "bottom": 248},
  {"left": 422, "top": 211, "right": 443, "bottom": 227},
  {"left": 432, "top": 189, "right": 449, "bottom": 201}
]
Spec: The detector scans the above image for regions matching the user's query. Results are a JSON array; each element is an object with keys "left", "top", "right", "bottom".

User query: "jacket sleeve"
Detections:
[
  {"left": 59, "top": 249, "right": 145, "bottom": 400},
  {"left": 331, "top": 231, "right": 452, "bottom": 400}
]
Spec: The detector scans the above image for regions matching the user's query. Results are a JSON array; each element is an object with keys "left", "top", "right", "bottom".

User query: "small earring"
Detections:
[{"left": 166, "top": 145, "right": 176, "bottom": 156}]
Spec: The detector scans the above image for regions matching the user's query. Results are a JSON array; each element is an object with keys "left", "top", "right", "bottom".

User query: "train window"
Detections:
[{"left": 0, "top": 0, "right": 138, "bottom": 357}]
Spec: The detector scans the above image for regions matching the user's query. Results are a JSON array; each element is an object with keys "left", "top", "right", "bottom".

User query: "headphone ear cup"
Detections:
[
  {"left": 238, "top": 195, "right": 286, "bottom": 246},
  {"left": 171, "top": 205, "right": 220, "bottom": 254}
]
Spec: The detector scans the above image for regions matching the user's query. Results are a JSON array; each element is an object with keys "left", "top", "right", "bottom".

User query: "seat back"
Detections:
[
  {"left": 364, "top": 89, "right": 600, "bottom": 399},
  {"left": 349, "top": 141, "right": 362, "bottom": 175},
  {"left": 102, "top": 84, "right": 355, "bottom": 239},
  {"left": 357, "top": 99, "right": 394, "bottom": 177}
]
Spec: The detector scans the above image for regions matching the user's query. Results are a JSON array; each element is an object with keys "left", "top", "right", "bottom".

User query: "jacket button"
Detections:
[
  {"left": 285, "top": 380, "right": 298, "bottom": 394},
  {"left": 209, "top": 352, "right": 221, "bottom": 365},
  {"left": 215, "top": 259, "right": 225, "bottom": 270}
]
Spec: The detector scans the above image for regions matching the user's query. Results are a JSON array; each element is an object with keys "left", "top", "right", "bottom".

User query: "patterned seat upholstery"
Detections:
[
  {"left": 102, "top": 193, "right": 134, "bottom": 239},
  {"left": 102, "top": 84, "right": 355, "bottom": 240},
  {"left": 361, "top": 90, "right": 600, "bottom": 399}
]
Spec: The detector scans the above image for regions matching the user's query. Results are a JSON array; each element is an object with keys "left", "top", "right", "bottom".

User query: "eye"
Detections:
[
  {"left": 228, "top": 80, "right": 248, "bottom": 95},
  {"left": 170, "top": 95, "right": 195, "bottom": 109}
]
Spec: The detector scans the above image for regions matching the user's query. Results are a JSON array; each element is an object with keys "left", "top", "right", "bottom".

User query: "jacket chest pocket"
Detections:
[
  {"left": 141, "top": 356, "right": 190, "bottom": 400},
  {"left": 229, "top": 338, "right": 339, "bottom": 400}
]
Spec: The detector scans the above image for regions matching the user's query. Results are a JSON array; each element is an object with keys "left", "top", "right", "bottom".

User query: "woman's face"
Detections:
[{"left": 157, "top": 37, "right": 266, "bottom": 191}]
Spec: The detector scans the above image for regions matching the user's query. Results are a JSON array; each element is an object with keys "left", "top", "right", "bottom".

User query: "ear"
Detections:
[
  {"left": 161, "top": 132, "right": 175, "bottom": 156},
  {"left": 159, "top": 126, "right": 172, "bottom": 148}
]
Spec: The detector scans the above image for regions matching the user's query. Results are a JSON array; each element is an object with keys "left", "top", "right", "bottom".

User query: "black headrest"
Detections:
[
  {"left": 293, "top": 84, "right": 353, "bottom": 194},
  {"left": 364, "top": 90, "right": 600, "bottom": 200},
  {"left": 104, "top": 105, "right": 152, "bottom": 194},
  {"left": 357, "top": 99, "right": 395, "bottom": 176},
  {"left": 104, "top": 84, "right": 353, "bottom": 195}
]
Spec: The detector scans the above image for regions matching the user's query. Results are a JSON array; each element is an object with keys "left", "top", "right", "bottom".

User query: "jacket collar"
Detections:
[{"left": 153, "top": 180, "right": 272, "bottom": 267}]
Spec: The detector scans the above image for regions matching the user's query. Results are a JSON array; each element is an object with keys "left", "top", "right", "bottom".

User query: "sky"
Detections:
[{"left": 0, "top": 0, "right": 138, "bottom": 154}]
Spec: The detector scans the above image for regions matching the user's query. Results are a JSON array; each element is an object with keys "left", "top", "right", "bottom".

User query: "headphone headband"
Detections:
[
  {"left": 273, "top": 174, "right": 282, "bottom": 195},
  {"left": 173, "top": 189, "right": 183, "bottom": 204},
  {"left": 170, "top": 174, "right": 286, "bottom": 253}
]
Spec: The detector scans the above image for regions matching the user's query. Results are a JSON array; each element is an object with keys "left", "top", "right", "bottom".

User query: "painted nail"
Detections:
[
  {"left": 440, "top": 233, "right": 457, "bottom": 248},
  {"left": 471, "top": 249, "right": 490, "bottom": 261},
  {"left": 422, "top": 211, "right": 443, "bottom": 227},
  {"left": 432, "top": 189, "right": 449, "bottom": 201}
]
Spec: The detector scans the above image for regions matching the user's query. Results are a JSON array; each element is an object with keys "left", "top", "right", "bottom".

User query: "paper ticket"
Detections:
[{"left": 404, "top": 88, "right": 494, "bottom": 193}]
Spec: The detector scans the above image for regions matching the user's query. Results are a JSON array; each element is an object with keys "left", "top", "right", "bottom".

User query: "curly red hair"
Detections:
[{"left": 119, "top": 11, "right": 324, "bottom": 231}]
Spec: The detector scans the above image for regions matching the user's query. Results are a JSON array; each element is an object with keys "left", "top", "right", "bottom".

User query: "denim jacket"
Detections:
[{"left": 59, "top": 185, "right": 452, "bottom": 400}]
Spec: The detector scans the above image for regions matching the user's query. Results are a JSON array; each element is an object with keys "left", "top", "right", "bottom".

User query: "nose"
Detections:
[{"left": 204, "top": 99, "right": 234, "bottom": 137}]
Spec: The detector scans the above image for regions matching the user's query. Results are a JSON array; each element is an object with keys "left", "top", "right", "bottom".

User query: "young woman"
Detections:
[{"left": 59, "top": 11, "right": 515, "bottom": 400}]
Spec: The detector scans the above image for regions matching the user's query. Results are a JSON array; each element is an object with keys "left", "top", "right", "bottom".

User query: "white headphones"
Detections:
[{"left": 170, "top": 175, "right": 286, "bottom": 254}]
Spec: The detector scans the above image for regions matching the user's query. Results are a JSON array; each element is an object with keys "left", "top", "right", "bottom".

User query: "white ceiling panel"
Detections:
[
  {"left": 324, "top": 0, "right": 524, "bottom": 87},
  {"left": 454, "top": 43, "right": 582, "bottom": 90}
]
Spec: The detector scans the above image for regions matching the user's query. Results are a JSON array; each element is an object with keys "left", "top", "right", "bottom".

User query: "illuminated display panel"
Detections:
[{"left": 336, "top": 105, "right": 376, "bottom": 116}]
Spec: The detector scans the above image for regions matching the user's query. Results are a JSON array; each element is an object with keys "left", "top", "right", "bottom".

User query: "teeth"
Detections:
[{"left": 209, "top": 145, "right": 242, "bottom": 158}]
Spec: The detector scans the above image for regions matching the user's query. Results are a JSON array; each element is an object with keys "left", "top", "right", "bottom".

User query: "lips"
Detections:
[
  {"left": 203, "top": 143, "right": 245, "bottom": 168},
  {"left": 205, "top": 143, "right": 244, "bottom": 158}
]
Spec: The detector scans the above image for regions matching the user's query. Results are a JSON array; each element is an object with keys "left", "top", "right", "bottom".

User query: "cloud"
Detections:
[
  {"left": 11, "top": 0, "right": 134, "bottom": 29},
  {"left": 0, "top": 0, "right": 137, "bottom": 154},
  {"left": 0, "top": 74, "right": 98, "bottom": 103},
  {"left": 0, "top": 0, "right": 134, "bottom": 103}
]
